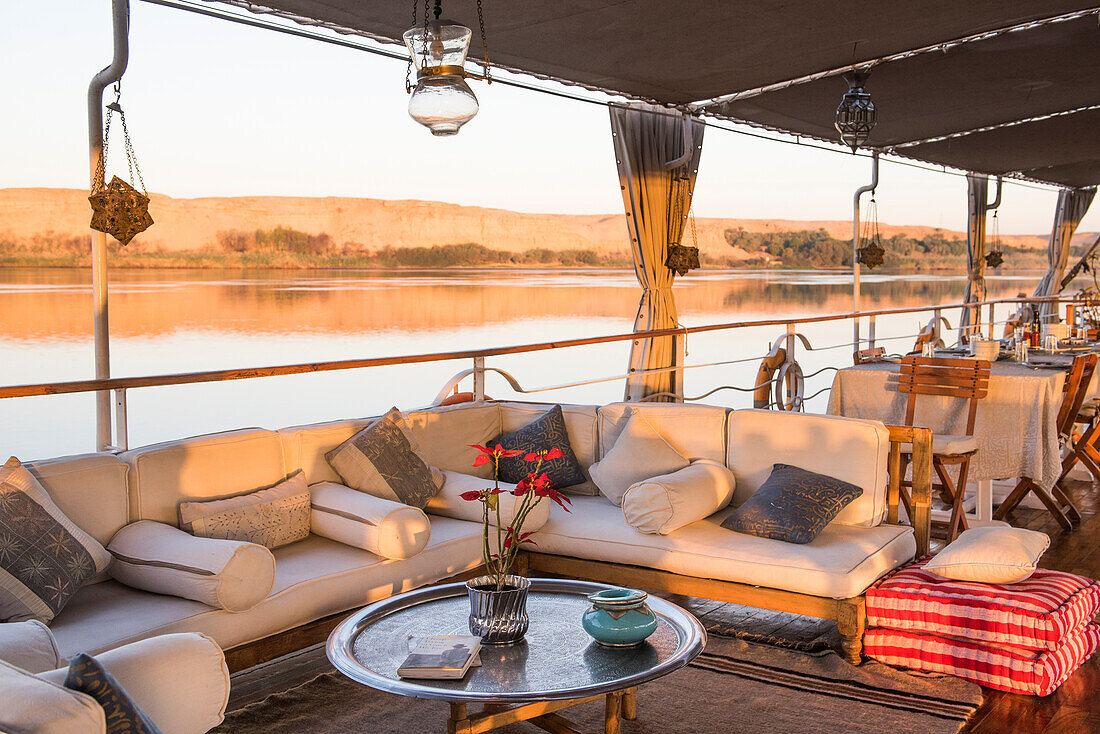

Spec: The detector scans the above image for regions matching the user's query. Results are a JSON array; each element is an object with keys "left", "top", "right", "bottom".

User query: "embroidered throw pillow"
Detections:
[
  {"left": 491, "top": 405, "right": 587, "bottom": 489},
  {"left": 325, "top": 407, "right": 444, "bottom": 509},
  {"left": 178, "top": 471, "right": 310, "bottom": 549},
  {"left": 65, "top": 653, "right": 162, "bottom": 734},
  {"left": 0, "top": 457, "right": 112, "bottom": 623},
  {"left": 721, "top": 463, "right": 863, "bottom": 544}
]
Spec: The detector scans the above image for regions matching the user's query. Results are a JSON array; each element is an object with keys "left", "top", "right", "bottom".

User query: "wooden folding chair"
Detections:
[
  {"left": 853, "top": 347, "right": 886, "bottom": 365},
  {"left": 895, "top": 356, "right": 990, "bottom": 542},
  {"left": 1066, "top": 397, "right": 1100, "bottom": 483},
  {"left": 997, "top": 353, "right": 1096, "bottom": 528}
]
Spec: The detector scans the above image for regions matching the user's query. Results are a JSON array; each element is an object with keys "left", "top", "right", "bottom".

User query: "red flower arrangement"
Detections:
[{"left": 462, "top": 444, "right": 572, "bottom": 589}]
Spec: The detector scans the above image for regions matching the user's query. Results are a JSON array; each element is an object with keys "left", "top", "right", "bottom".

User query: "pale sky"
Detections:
[{"left": 4, "top": 0, "right": 1098, "bottom": 236}]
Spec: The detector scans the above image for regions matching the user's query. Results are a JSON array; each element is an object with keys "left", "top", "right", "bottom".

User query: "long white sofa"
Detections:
[{"left": 15, "top": 400, "right": 931, "bottom": 669}]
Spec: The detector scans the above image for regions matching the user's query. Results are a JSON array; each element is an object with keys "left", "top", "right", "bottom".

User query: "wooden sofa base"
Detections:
[{"left": 524, "top": 552, "right": 868, "bottom": 665}]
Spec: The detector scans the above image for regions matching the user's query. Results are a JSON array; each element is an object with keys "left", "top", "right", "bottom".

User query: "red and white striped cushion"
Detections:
[
  {"left": 865, "top": 624, "right": 1100, "bottom": 696},
  {"left": 866, "top": 557, "right": 1100, "bottom": 651}
]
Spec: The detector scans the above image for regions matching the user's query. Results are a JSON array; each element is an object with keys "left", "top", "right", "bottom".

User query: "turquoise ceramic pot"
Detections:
[{"left": 581, "top": 588, "right": 659, "bottom": 647}]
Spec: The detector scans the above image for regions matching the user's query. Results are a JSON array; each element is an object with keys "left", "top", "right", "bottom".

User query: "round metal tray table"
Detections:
[{"left": 327, "top": 578, "right": 705, "bottom": 733}]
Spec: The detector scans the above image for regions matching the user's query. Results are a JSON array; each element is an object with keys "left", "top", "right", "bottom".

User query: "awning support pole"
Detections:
[
  {"left": 88, "top": 0, "right": 130, "bottom": 451},
  {"left": 853, "top": 151, "right": 879, "bottom": 351}
]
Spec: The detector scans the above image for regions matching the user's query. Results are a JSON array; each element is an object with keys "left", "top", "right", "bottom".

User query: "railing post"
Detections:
[
  {"left": 987, "top": 302, "right": 995, "bottom": 339},
  {"left": 868, "top": 314, "right": 876, "bottom": 349},
  {"left": 472, "top": 356, "right": 485, "bottom": 401},
  {"left": 933, "top": 308, "right": 942, "bottom": 345},
  {"left": 113, "top": 388, "right": 128, "bottom": 452}
]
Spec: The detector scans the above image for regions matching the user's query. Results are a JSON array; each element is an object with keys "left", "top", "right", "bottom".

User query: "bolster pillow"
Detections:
[
  {"left": 108, "top": 520, "right": 275, "bottom": 612},
  {"left": 622, "top": 459, "right": 736, "bottom": 535},
  {"left": 426, "top": 471, "right": 551, "bottom": 532},
  {"left": 310, "top": 482, "right": 431, "bottom": 560}
]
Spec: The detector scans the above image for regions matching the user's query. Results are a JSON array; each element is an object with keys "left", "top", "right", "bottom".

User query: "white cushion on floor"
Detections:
[
  {"left": 622, "top": 459, "right": 736, "bottom": 535},
  {"left": 924, "top": 526, "right": 1050, "bottom": 584},
  {"left": 48, "top": 519, "right": 484, "bottom": 658},
  {"left": 38, "top": 632, "right": 230, "bottom": 734},
  {"left": 0, "top": 659, "right": 104, "bottom": 734},
  {"left": 427, "top": 471, "right": 551, "bottom": 532},
  {"left": 121, "top": 428, "right": 287, "bottom": 525},
  {"left": 310, "top": 482, "right": 431, "bottom": 560},
  {"left": 108, "top": 521, "right": 275, "bottom": 612},
  {"left": 530, "top": 496, "right": 916, "bottom": 599},
  {"left": 597, "top": 402, "right": 729, "bottom": 463},
  {"left": 727, "top": 410, "right": 890, "bottom": 528}
]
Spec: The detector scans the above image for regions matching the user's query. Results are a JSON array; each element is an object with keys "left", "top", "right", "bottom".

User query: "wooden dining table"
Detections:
[{"left": 827, "top": 356, "right": 1068, "bottom": 524}]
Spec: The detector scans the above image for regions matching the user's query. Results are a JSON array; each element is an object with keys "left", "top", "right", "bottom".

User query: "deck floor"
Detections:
[{"left": 226, "top": 479, "right": 1100, "bottom": 733}]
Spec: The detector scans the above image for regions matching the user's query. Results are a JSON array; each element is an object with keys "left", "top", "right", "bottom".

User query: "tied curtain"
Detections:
[
  {"left": 610, "top": 105, "right": 705, "bottom": 402},
  {"left": 959, "top": 174, "right": 989, "bottom": 342},
  {"left": 1032, "top": 186, "right": 1097, "bottom": 323}
]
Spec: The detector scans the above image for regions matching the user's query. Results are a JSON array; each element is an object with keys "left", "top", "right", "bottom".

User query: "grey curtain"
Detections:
[
  {"left": 959, "top": 174, "right": 988, "bottom": 341},
  {"left": 610, "top": 105, "right": 705, "bottom": 402},
  {"left": 1032, "top": 187, "right": 1097, "bottom": 323}
]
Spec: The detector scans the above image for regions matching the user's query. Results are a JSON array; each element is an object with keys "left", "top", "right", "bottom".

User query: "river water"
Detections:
[{"left": 0, "top": 267, "right": 1044, "bottom": 459}]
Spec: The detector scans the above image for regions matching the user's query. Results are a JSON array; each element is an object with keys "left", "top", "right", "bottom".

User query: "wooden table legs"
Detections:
[{"left": 447, "top": 687, "right": 639, "bottom": 734}]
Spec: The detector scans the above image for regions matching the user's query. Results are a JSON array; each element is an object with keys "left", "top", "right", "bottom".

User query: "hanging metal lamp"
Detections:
[
  {"left": 403, "top": 0, "right": 490, "bottom": 136},
  {"left": 835, "top": 72, "right": 876, "bottom": 153}
]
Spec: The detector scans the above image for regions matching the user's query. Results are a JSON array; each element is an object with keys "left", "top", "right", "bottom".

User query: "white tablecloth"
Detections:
[{"left": 827, "top": 362, "right": 1064, "bottom": 490}]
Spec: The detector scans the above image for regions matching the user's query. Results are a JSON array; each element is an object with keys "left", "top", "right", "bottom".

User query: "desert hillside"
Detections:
[{"left": 2, "top": 188, "right": 1092, "bottom": 264}]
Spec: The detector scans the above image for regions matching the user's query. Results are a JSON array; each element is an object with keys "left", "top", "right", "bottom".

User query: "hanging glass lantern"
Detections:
[
  {"left": 835, "top": 72, "right": 876, "bottom": 153},
  {"left": 403, "top": 13, "right": 478, "bottom": 136}
]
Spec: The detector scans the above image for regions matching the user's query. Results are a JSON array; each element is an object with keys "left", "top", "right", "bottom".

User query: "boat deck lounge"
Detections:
[{"left": 4, "top": 1, "right": 1100, "bottom": 733}]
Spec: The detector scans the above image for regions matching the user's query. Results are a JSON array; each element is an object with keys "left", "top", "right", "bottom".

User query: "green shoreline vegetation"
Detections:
[{"left": 0, "top": 226, "right": 1048, "bottom": 270}]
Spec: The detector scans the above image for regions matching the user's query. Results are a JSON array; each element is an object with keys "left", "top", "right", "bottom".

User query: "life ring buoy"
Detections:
[
  {"left": 438, "top": 391, "right": 491, "bottom": 406},
  {"left": 753, "top": 348, "right": 786, "bottom": 409}
]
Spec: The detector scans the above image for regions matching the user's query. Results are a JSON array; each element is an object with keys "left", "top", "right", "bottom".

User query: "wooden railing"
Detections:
[{"left": 0, "top": 296, "right": 1083, "bottom": 451}]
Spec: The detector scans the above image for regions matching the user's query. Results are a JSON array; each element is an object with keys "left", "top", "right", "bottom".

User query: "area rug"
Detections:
[{"left": 215, "top": 633, "right": 982, "bottom": 734}]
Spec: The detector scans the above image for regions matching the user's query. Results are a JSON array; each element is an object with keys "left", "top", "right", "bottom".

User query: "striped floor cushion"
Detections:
[
  {"left": 866, "top": 557, "right": 1100, "bottom": 651},
  {"left": 865, "top": 624, "right": 1100, "bottom": 696}
]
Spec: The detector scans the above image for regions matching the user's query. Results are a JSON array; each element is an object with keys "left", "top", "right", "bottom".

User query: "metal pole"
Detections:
[
  {"left": 88, "top": 0, "right": 130, "bottom": 451},
  {"left": 852, "top": 151, "right": 880, "bottom": 350}
]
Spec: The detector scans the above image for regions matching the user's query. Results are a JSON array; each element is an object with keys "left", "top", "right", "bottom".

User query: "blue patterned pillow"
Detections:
[
  {"left": 491, "top": 405, "right": 586, "bottom": 488},
  {"left": 721, "top": 464, "right": 863, "bottom": 544},
  {"left": 64, "top": 653, "right": 162, "bottom": 734}
]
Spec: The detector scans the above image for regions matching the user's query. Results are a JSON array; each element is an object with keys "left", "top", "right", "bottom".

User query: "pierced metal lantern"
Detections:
[
  {"left": 985, "top": 250, "right": 1004, "bottom": 268},
  {"left": 665, "top": 243, "right": 700, "bottom": 276},
  {"left": 403, "top": 17, "right": 478, "bottom": 135},
  {"left": 835, "top": 72, "right": 876, "bottom": 152},
  {"left": 858, "top": 239, "right": 885, "bottom": 269},
  {"left": 89, "top": 176, "right": 153, "bottom": 246}
]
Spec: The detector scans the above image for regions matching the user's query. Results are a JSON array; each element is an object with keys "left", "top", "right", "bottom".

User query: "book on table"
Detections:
[{"left": 397, "top": 635, "right": 483, "bottom": 679}]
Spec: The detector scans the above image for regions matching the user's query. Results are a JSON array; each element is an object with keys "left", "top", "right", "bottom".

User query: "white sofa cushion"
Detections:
[
  {"left": 279, "top": 417, "right": 376, "bottom": 485},
  {"left": 597, "top": 402, "right": 728, "bottom": 463},
  {"left": 622, "top": 459, "right": 736, "bottom": 535},
  {"left": 178, "top": 471, "right": 311, "bottom": 549},
  {"left": 0, "top": 659, "right": 104, "bottom": 734},
  {"left": 405, "top": 403, "right": 502, "bottom": 479},
  {"left": 726, "top": 410, "right": 890, "bottom": 528},
  {"left": 121, "top": 428, "right": 287, "bottom": 525},
  {"left": 38, "top": 633, "right": 230, "bottom": 734},
  {"left": 924, "top": 527, "right": 1051, "bottom": 584},
  {"left": 26, "top": 453, "right": 129, "bottom": 552},
  {"left": 48, "top": 518, "right": 484, "bottom": 658},
  {"left": 427, "top": 471, "right": 551, "bottom": 532},
  {"left": 589, "top": 410, "right": 690, "bottom": 506},
  {"left": 108, "top": 520, "right": 275, "bottom": 612},
  {"left": 0, "top": 620, "right": 62, "bottom": 674},
  {"left": 498, "top": 402, "right": 599, "bottom": 495},
  {"left": 530, "top": 496, "right": 915, "bottom": 599},
  {"left": 310, "top": 482, "right": 432, "bottom": 560}
]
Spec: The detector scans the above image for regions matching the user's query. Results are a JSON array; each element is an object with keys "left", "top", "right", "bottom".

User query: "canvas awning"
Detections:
[{"left": 209, "top": 0, "right": 1100, "bottom": 187}]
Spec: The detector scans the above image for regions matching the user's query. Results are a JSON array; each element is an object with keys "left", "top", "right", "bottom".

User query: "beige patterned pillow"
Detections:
[
  {"left": 178, "top": 471, "right": 310, "bottom": 549},
  {"left": 0, "top": 457, "right": 113, "bottom": 623},
  {"left": 325, "top": 407, "right": 444, "bottom": 509}
]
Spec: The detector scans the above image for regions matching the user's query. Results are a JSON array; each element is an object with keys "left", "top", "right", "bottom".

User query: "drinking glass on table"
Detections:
[
  {"left": 1014, "top": 340, "right": 1029, "bottom": 362},
  {"left": 921, "top": 341, "right": 936, "bottom": 358},
  {"left": 1043, "top": 334, "right": 1058, "bottom": 352}
]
